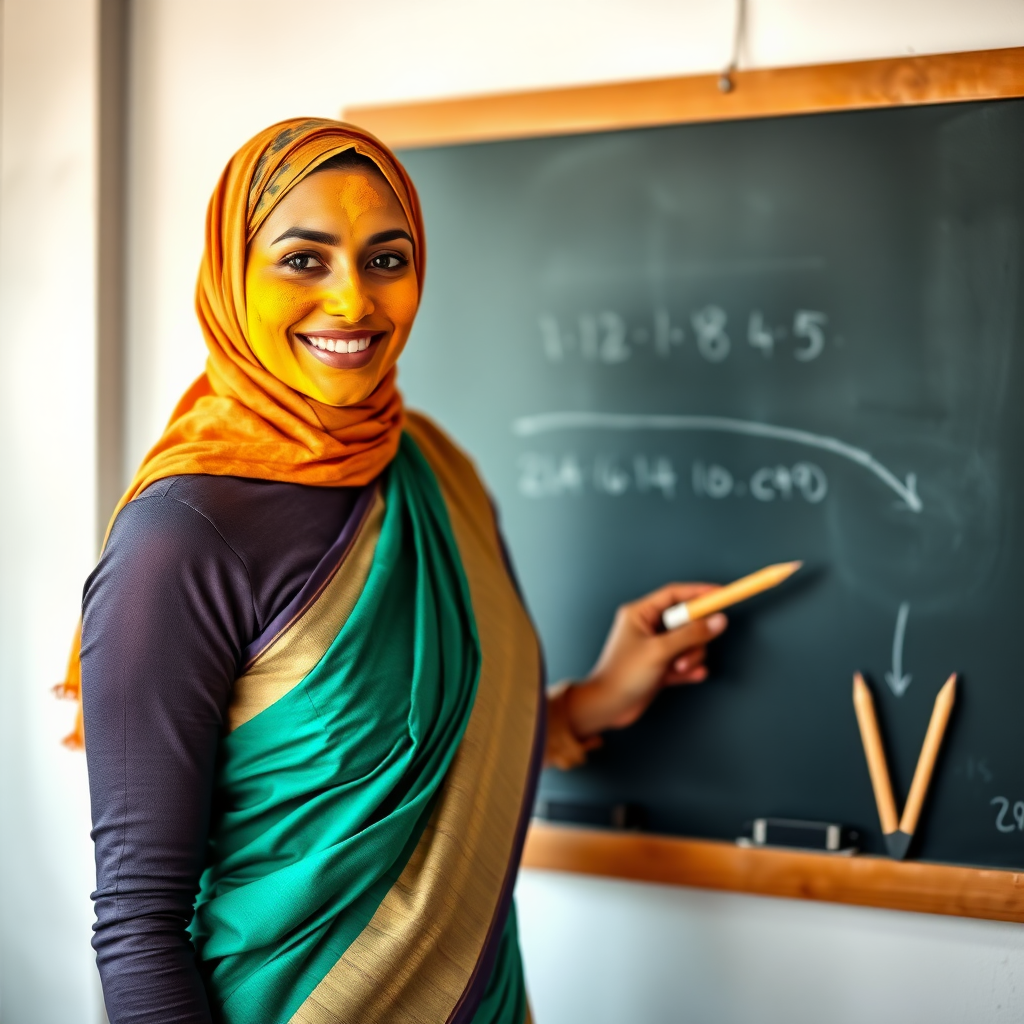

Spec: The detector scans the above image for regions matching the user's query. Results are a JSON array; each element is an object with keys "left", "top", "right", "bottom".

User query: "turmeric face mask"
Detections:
[{"left": 245, "top": 165, "right": 419, "bottom": 407}]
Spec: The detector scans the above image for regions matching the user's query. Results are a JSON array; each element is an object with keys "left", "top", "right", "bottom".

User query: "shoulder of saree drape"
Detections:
[
  {"left": 197, "top": 413, "right": 542, "bottom": 1024},
  {"left": 289, "top": 411, "right": 543, "bottom": 1024},
  {"left": 226, "top": 483, "right": 386, "bottom": 732}
]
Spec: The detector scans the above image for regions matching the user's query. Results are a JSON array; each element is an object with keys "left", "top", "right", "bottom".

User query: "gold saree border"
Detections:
[
  {"left": 291, "top": 413, "right": 540, "bottom": 1024},
  {"left": 227, "top": 491, "right": 386, "bottom": 732}
]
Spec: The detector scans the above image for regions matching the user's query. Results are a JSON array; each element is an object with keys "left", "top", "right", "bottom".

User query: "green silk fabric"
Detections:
[{"left": 189, "top": 435, "right": 525, "bottom": 1023}]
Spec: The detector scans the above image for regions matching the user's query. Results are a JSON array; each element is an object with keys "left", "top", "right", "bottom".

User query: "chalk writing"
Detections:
[
  {"left": 517, "top": 453, "right": 832, "bottom": 505},
  {"left": 539, "top": 308, "right": 831, "bottom": 364},
  {"left": 512, "top": 412, "right": 922, "bottom": 512},
  {"left": 692, "top": 461, "right": 828, "bottom": 503},
  {"left": 692, "top": 305, "right": 730, "bottom": 362},
  {"left": 990, "top": 796, "right": 1024, "bottom": 833},
  {"left": 518, "top": 453, "right": 678, "bottom": 499},
  {"left": 884, "top": 602, "right": 912, "bottom": 697},
  {"left": 963, "top": 757, "right": 994, "bottom": 784}
]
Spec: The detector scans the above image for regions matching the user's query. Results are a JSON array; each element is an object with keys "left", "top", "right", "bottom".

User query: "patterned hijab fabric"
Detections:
[{"left": 59, "top": 118, "right": 427, "bottom": 746}]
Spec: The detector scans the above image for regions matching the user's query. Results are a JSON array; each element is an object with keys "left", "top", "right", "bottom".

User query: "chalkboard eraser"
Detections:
[
  {"left": 738, "top": 818, "right": 860, "bottom": 854},
  {"left": 534, "top": 799, "right": 646, "bottom": 831}
]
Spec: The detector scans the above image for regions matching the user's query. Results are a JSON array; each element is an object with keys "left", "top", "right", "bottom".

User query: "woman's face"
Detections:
[{"left": 245, "top": 163, "right": 418, "bottom": 406}]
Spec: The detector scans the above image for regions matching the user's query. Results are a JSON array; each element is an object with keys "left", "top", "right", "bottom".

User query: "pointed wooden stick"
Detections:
[
  {"left": 662, "top": 561, "right": 802, "bottom": 630},
  {"left": 896, "top": 674, "right": 958, "bottom": 849},
  {"left": 853, "top": 673, "right": 899, "bottom": 838}
]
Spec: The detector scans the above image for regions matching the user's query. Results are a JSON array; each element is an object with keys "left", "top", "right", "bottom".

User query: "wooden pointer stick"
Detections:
[
  {"left": 894, "top": 673, "right": 957, "bottom": 856},
  {"left": 661, "top": 561, "right": 802, "bottom": 630},
  {"left": 852, "top": 672, "right": 900, "bottom": 840}
]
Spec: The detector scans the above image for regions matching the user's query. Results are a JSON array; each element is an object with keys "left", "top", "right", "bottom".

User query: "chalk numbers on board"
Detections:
[
  {"left": 692, "top": 461, "right": 828, "bottom": 503},
  {"left": 692, "top": 305, "right": 730, "bottom": 362},
  {"left": 990, "top": 796, "right": 1024, "bottom": 834},
  {"left": 539, "top": 308, "right": 830, "bottom": 364},
  {"left": 518, "top": 454, "right": 829, "bottom": 505},
  {"left": 518, "top": 453, "right": 677, "bottom": 499}
]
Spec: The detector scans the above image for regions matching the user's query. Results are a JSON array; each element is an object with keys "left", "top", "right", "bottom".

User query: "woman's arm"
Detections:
[
  {"left": 82, "top": 491, "right": 253, "bottom": 1024},
  {"left": 545, "top": 584, "right": 726, "bottom": 768}
]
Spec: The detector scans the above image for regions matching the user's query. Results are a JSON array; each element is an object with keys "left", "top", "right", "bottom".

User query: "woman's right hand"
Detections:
[{"left": 565, "top": 582, "right": 728, "bottom": 737}]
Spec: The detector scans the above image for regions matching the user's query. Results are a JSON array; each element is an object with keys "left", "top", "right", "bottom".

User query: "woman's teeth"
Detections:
[{"left": 306, "top": 335, "right": 373, "bottom": 353}]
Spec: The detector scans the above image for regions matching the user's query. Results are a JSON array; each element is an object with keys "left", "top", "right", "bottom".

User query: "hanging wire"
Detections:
[{"left": 718, "top": 0, "right": 748, "bottom": 93}]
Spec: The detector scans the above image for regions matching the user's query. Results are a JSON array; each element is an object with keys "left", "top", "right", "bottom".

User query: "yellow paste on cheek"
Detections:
[{"left": 245, "top": 267, "right": 317, "bottom": 380}]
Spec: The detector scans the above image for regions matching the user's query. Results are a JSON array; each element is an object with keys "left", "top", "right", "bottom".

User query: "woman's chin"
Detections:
[{"left": 295, "top": 367, "right": 383, "bottom": 409}]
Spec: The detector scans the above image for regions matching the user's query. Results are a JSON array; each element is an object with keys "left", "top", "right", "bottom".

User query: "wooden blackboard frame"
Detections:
[
  {"left": 344, "top": 47, "right": 1024, "bottom": 150},
  {"left": 344, "top": 48, "right": 1024, "bottom": 922},
  {"left": 522, "top": 823, "right": 1024, "bottom": 923}
]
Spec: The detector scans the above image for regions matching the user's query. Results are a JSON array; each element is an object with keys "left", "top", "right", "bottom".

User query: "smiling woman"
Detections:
[
  {"left": 245, "top": 151, "right": 419, "bottom": 402},
  {"left": 66, "top": 118, "right": 725, "bottom": 1024}
]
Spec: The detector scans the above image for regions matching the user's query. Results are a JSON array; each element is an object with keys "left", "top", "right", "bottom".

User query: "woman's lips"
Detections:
[{"left": 297, "top": 331, "right": 383, "bottom": 369}]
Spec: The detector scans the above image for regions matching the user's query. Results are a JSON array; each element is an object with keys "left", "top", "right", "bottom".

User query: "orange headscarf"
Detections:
[{"left": 57, "top": 118, "right": 426, "bottom": 747}]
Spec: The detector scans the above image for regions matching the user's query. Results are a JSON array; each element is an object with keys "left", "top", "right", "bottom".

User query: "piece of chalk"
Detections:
[
  {"left": 662, "top": 602, "right": 693, "bottom": 630},
  {"left": 661, "top": 561, "right": 802, "bottom": 631}
]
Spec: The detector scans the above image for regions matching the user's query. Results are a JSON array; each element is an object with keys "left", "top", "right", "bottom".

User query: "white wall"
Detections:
[
  {"left": 3, "top": 2, "right": 1022, "bottom": 1022},
  {"left": 516, "top": 872, "right": 1024, "bottom": 1024},
  {"left": 516, "top": 870, "right": 1024, "bottom": 1023},
  {"left": 0, "top": 1, "right": 105, "bottom": 1022}
]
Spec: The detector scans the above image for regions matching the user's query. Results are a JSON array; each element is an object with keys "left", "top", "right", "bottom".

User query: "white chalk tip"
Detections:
[{"left": 661, "top": 603, "right": 691, "bottom": 631}]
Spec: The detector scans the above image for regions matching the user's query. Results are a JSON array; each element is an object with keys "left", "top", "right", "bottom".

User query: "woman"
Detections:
[{"left": 67, "top": 118, "right": 726, "bottom": 1024}]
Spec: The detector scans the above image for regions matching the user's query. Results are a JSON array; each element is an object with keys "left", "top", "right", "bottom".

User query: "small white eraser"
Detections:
[
  {"left": 826, "top": 824, "right": 840, "bottom": 851},
  {"left": 661, "top": 602, "right": 691, "bottom": 630}
]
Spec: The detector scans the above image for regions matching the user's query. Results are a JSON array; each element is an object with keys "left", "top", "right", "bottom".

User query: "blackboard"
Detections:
[{"left": 396, "top": 97, "right": 1024, "bottom": 870}]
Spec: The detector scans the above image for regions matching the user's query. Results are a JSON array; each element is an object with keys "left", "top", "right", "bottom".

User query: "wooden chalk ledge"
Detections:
[{"left": 521, "top": 822, "right": 1024, "bottom": 923}]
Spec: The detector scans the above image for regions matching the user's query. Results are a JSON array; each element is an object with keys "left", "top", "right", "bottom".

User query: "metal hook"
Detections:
[{"left": 719, "top": 0, "right": 748, "bottom": 93}]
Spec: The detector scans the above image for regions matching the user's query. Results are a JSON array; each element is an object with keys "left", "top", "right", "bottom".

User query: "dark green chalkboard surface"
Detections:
[{"left": 397, "top": 98, "right": 1024, "bottom": 869}]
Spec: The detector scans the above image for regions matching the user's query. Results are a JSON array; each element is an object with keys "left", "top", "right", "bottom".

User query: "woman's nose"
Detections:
[{"left": 322, "top": 272, "right": 373, "bottom": 321}]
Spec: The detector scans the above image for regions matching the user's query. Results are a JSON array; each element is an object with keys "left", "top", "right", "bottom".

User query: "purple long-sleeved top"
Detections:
[{"left": 81, "top": 474, "right": 364, "bottom": 1024}]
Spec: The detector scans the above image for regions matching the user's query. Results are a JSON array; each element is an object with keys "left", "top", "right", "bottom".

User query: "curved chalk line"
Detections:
[{"left": 512, "top": 411, "right": 922, "bottom": 512}]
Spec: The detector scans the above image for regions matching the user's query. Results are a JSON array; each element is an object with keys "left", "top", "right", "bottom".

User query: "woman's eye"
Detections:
[
  {"left": 368, "top": 253, "right": 406, "bottom": 271},
  {"left": 284, "top": 253, "right": 322, "bottom": 272}
]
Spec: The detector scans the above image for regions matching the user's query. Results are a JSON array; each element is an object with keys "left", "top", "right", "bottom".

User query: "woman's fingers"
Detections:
[
  {"left": 663, "top": 646, "right": 709, "bottom": 685},
  {"left": 628, "top": 582, "right": 719, "bottom": 632},
  {"left": 672, "top": 646, "right": 707, "bottom": 673},
  {"left": 665, "top": 665, "right": 708, "bottom": 686},
  {"left": 572, "top": 581, "right": 730, "bottom": 736},
  {"left": 656, "top": 612, "right": 728, "bottom": 659}
]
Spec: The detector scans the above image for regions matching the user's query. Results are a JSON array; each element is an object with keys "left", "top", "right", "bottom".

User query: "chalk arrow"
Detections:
[
  {"left": 884, "top": 602, "right": 912, "bottom": 697},
  {"left": 899, "top": 473, "right": 920, "bottom": 514},
  {"left": 511, "top": 412, "right": 924, "bottom": 512}
]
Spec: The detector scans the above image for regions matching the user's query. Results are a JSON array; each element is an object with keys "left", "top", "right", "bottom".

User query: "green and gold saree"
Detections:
[{"left": 189, "top": 413, "right": 542, "bottom": 1024}]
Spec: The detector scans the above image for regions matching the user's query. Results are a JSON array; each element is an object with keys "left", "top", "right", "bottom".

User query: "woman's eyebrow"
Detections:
[
  {"left": 367, "top": 229, "right": 413, "bottom": 245},
  {"left": 271, "top": 227, "right": 339, "bottom": 245}
]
